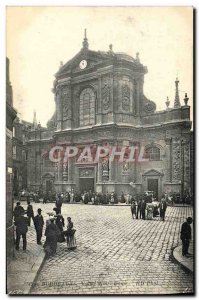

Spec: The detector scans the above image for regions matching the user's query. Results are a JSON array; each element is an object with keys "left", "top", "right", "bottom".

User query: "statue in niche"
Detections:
[{"left": 122, "top": 84, "right": 130, "bottom": 111}]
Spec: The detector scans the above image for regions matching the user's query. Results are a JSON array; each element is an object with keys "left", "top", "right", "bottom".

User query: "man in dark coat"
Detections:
[
  {"left": 141, "top": 200, "right": 146, "bottom": 220},
  {"left": 136, "top": 199, "right": 142, "bottom": 219},
  {"left": 180, "top": 217, "right": 193, "bottom": 256},
  {"left": 102, "top": 193, "right": 107, "bottom": 204},
  {"left": 131, "top": 201, "right": 136, "bottom": 219},
  {"left": 106, "top": 192, "right": 111, "bottom": 204},
  {"left": 26, "top": 200, "right": 34, "bottom": 226},
  {"left": 120, "top": 192, "right": 125, "bottom": 203},
  {"left": 56, "top": 195, "right": 63, "bottom": 214},
  {"left": 13, "top": 202, "right": 25, "bottom": 222},
  {"left": 84, "top": 192, "right": 89, "bottom": 204},
  {"left": 160, "top": 197, "right": 167, "bottom": 221},
  {"left": 15, "top": 211, "right": 29, "bottom": 251},
  {"left": 34, "top": 208, "right": 44, "bottom": 245}
]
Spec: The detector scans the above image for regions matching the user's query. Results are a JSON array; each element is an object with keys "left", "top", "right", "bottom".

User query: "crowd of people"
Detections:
[
  {"left": 13, "top": 190, "right": 193, "bottom": 259},
  {"left": 18, "top": 189, "right": 193, "bottom": 206},
  {"left": 130, "top": 196, "right": 167, "bottom": 221},
  {"left": 13, "top": 199, "right": 76, "bottom": 257}
]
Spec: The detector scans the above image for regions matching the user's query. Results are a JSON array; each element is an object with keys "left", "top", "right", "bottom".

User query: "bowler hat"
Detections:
[{"left": 187, "top": 217, "right": 193, "bottom": 223}]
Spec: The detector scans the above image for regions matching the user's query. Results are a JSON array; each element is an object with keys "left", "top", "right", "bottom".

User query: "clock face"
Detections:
[{"left": 79, "top": 60, "right": 87, "bottom": 69}]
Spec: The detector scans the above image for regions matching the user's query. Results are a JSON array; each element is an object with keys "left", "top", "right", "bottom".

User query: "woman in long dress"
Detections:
[
  {"left": 44, "top": 217, "right": 60, "bottom": 256},
  {"left": 64, "top": 217, "right": 77, "bottom": 250},
  {"left": 53, "top": 208, "right": 65, "bottom": 243}
]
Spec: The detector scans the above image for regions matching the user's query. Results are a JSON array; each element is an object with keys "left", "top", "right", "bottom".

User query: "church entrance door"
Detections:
[
  {"left": 79, "top": 178, "right": 94, "bottom": 193},
  {"left": 147, "top": 178, "right": 158, "bottom": 199},
  {"left": 46, "top": 180, "right": 53, "bottom": 193}
]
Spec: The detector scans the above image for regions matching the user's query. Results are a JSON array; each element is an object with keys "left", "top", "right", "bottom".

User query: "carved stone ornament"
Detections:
[
  {"left": 122, "top": 84, "right": 130, "bottom": 111},
  {"left": 101, "top": 158, "right": 109, "bottom": 177},
  {"left": 172, "top": 139, "right": 181, "bottom": 181},
  {"left": 79, "top": 168, "right": 94, "bottom": 178},
  {"left": 62, "top": 163, "right": 68, "bottom": 181},
  {"left": 102, "top": 85, "right": 110, "bottom": 110},
  {"left": 102, "top": 76, "right": 111, "bottom": 111},
  {"left": 62, "top": 88, "right": 70, "bottom": 120},
  {"left": 144, "top": 101, "right": 156, "bottom": 114},
  {"left": 123, "top": 160, "right": 129, "bottom": 171},
  {"left": 101, "top": 158, "right": 109, "bottom": 170}
]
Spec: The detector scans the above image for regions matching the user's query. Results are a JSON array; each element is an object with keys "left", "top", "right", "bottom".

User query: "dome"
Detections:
[{"left": 115, "top": 52, "right": 135, "bottom": 62}]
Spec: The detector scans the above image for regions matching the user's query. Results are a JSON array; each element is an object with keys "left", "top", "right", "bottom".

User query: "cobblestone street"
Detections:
[{"left": 27, "top": 203, "right": 193, "bottom": 295}]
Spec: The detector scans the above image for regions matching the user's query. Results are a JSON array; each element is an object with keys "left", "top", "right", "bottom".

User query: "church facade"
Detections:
[{"left": 25, "top": 32, "right": 193, "bottom": 199}]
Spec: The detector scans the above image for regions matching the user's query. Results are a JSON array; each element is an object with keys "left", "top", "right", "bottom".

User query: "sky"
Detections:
[{"left": 6, "top": 6, "right": 193, "bottom": 126}]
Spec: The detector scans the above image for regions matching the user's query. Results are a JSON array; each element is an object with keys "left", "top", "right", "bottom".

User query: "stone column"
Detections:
[
  {"left": 62, "top": 83, "right": 72, "bottom": 130},
  {"left": 165, "top": 138, "right": 172, "bottom": 182},
  {"left": 57, "top": 160, "right": 62, "bottom": 182},
  {"left": 109, "top": 159, "right": 115, "bottom": 182},
  {"left": 110, "top": 74, "right": 114, "bottom": 113},
  {"left": 96, "top": 75, "right": 102, "bottom": 124},
  {"left": 134, "top": 79, "right": 140, "bottom": 116},
  {"left": 56, "top": 89, "right": 62, "bottom": 130},
  {"left": 109, "top": 141, "right": 115, "bottom": 182},
  {"left": 182, "top": 141, "right": 190, "bottom": 192},
  {"left": 62, "top": 163, "right": 68, "bottom": 182},
  {"left": 55, "top": 163, "right": 58, "bottom": 181},
  {"left": 171, "top": 138, "right": 181, "bottom": 182},
  {"left": 68, "top": 158, "right": 73, "bottom": 183},
  {"left": 97, "top": 161, "right": 102, "bottom": 183}
]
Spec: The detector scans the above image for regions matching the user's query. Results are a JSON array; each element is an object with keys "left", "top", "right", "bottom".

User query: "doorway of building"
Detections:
[
  {"left": 147, "top": 178, "right": 158, "bottom": 199},
  {"left": 79, "top": 178, "right": 94, "bottom": 193},
  {"left": 46, "top": 180, "right": 53, "bottom": 193}
]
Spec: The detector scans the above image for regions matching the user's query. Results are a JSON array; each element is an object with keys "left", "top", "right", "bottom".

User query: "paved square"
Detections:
[{"left": 28, "top": 203, "right": 193, "bottom": 295}]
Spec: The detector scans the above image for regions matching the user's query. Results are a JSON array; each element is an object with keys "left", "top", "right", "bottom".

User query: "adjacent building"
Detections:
[{"left": 6, "top": 57, "right": 17, "bottom": 260}]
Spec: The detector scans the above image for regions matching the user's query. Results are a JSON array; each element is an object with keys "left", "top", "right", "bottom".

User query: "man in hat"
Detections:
[
  {"left": 56, "top": 194, "right": 63, "bottom": 214},
  {"left": 15, "top": 210, "right": 29, "bottom": 251},
  {"left": 141, "top": 199, "right": 146, "bottom": 220},
  {"left": 180, "top": 217, "right": 193, "bottom": 256},
  {"left": 13, "top": 201, "right": 25, "bottom": 222},
  {"left": 34, "top": 208, "right": 44, "bottom": 245},
  {"left": 26, "top": 200, "right": 34, "bottom": 226},
  {"left": 159, "top": 196, "right": 167, "bottom": 221},
  {"left": 131, "top": 201, "right": 136, "bottom": 219}
]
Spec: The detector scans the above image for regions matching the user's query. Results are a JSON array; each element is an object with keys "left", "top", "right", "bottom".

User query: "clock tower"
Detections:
[{"left": 52, "top": 29, "right": 156, "bottom": 132}]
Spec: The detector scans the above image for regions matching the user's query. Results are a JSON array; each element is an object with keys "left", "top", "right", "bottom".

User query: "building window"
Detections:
[
  {"left": 79, "top": 88, "right": 95, "bottom": 126},
  {"left": 22, "top": 150, "right": 28, "bottom": 161},
  {"left": 145, "top": 146, "right": 160, "bottom": 161},
  {"left": 13, "top": 145, "right": 16, "bottom": 159},
  {"left": 22, "top": 134, "right": 25, "bottom": 145},
  {"left": 13, "top": 126, "right": 15, "bottom": 137}
]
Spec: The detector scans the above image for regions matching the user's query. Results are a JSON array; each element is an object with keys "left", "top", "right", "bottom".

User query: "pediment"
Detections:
[
  {"left": 55, "top": 49, "right": 112, "bottom": 77},
  {"left": 143, "top": 169, "right": 163, "bottom": 177},
  {"left": 43, "top": 172, "right": 55, "bottom": 178}
]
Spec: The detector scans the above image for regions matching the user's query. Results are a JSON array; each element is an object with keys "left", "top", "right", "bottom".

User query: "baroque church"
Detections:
[{"left": 25, "top": 31, "right": 193, "bottom": 199}]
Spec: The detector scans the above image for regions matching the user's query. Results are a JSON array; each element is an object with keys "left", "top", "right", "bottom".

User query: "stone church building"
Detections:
[{"left": 25, "top": 31, "right": 193, "bottom": 199}]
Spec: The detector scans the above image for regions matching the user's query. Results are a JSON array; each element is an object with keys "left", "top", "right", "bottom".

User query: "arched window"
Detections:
[
  {"left": 145, "top": 146, "right": 161, "bottom": 161},
  {"left": 80, "top": 88, "right": 95, "bottom": 126}
]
